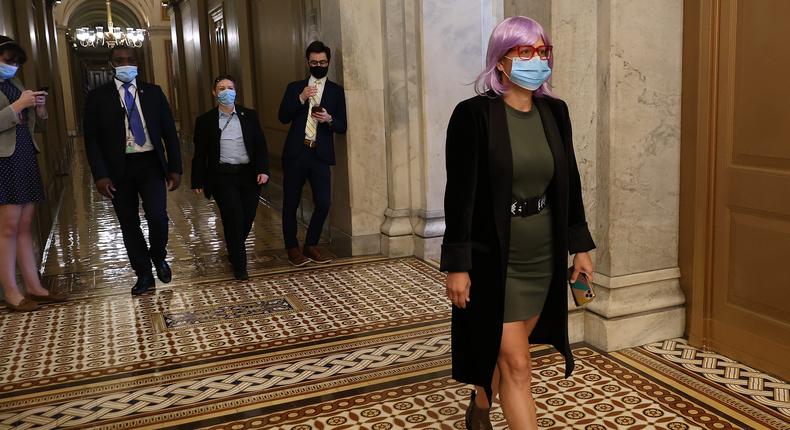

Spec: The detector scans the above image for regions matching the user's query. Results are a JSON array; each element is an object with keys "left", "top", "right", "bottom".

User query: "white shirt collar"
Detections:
[
  {"left": 115, "top": 78, "right": 137, "bottom": 90},
  {"left": 218, "top": 106, "right": 237, "bottom": 117},
  {"left": 308, "top": 76, "right": 327, "bottom": 86}
]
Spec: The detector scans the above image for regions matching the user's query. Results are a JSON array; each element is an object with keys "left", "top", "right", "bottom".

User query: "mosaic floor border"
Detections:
[
  {"left": 0, "top": 335, "right": 451, "bottom": 429},
  {"left": 633, "top": 339, "right": 790, "bottom": 427},
  {"left": 197, "top": 346, "right": 781, "bottom": 430},
  {"left": 0, "top": 324, "right": 450, "bottom": 409}
]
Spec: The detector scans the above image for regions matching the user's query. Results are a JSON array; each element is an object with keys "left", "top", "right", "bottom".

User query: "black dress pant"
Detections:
[
  {"left": 282, "top": 146, "right": 331, "bottom": 249},
  {"left": 212, "top": 165, "right": 261, "bottom": 271},
  {"left": 111, "top": 152, "right": 169, "bottom": 277}
]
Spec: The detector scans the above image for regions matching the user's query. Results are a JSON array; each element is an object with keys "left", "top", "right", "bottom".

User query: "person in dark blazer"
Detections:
[
  {"left": 83, "top": 45, "right": 182, "bottom": 296},
  {"left": 441, "top": 17, "right": 595, "bottom": 429},
  {"left": 191, "top": 75, "right": 270, "bottom": 281},
  {"left": 278, "top": 40, "right": 347, "bottom": 267}
]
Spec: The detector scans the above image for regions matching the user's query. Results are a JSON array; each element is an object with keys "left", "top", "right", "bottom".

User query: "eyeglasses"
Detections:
[
  {"left": 308, "top": 60, "right": 329, "bottom": 67},
  {"left": 509, "top": 45, "right": 553, "bottom": 61}
]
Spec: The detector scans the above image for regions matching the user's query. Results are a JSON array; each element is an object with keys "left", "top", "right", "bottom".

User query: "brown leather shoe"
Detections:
[
  {"left": 303, "top": 245, "right": 333, "bottom": 264},
  {"left": 6, "top": 298, "right": 38, "bottom": 312},
  {"left": 286, "top": 247, "right": 309, "bottom": 267},
  {"left": 29, "top": 291, "right": 69, "bottom": 303}
]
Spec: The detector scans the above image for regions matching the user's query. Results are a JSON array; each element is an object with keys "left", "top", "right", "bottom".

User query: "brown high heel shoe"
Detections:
[
  {"left": 28, "top": 291, "right": 68, "bottom": 303},
  {"left": 5, "top": 298, "right": 38, "bottom": 312},
  {"left": 465, "top": 391, "right": 493, "bottom": 430}
]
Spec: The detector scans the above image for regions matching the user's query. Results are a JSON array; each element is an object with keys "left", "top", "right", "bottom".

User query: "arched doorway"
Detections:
[{"left": 61, "top": 0, "right": 151, "bottom": 133}]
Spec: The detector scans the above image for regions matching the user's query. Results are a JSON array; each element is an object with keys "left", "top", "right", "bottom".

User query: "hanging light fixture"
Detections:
[{"left": 73, "top": 0, "right": 146, "bottom": 48}]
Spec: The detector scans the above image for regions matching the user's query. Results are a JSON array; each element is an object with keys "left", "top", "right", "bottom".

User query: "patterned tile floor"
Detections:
[{"left": 0, "top": 149, "right": 788, "bottom": 429}]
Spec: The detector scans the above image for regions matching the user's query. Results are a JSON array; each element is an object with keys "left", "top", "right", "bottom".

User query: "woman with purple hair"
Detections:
[{"left": 440, "top": 16, "right": 595, "bottom": 429}]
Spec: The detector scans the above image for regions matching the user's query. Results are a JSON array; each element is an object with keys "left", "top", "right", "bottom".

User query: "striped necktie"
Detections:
[{"left": 305, "top": 81, "right": 322, "bottom": 140}]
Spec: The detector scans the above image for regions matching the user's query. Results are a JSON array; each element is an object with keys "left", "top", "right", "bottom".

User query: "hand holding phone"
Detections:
[
  {"left": 35, "top": 87, "right": 49, "bottom": 107},
  {"left": 568, "top": 267, "right": 596, "bottom": 306}
]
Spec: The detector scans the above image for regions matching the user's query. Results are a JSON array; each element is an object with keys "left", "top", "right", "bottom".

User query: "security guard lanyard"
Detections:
[{"left": 220, "top": 111, "right": 236, "bottom": 135}]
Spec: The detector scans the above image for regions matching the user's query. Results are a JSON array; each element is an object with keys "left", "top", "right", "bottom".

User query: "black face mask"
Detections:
[{"left": 310, "top": 66, "right": 328, "bottom": 79}]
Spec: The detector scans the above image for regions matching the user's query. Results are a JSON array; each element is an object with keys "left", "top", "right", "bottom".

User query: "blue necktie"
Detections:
[{"left": 122, "top": 82, "right": 146, "bottom": 146}]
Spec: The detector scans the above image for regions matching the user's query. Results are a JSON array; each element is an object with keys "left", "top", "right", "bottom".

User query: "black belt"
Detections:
[
  {"left": 216, "top": 163, "right": 251, "bottom": 174},
  {"left": 510, "top": 194, "right": 547, "bottom": 217},
  {"left": 125, "top": 150, "right": 157, "bottom": 159}
]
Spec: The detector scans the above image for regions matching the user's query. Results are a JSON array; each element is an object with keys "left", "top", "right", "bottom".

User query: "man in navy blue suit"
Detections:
[
  {"left": 83, "top": 45, "right": 182, "bottom": 295},
  {"left": 278, "top": 41, "right": 347, "bottom": 266}
]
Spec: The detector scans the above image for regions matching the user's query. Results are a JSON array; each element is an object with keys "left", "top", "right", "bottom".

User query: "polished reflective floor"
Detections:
[
  {"left": 40, "top": 147, "right": 335, "bottom": 300},
  {"left": 0, "top": 151, "right": 788, "bottom": 429}
]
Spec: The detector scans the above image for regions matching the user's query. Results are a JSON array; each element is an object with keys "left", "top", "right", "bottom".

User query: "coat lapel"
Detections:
[{"left": 487, "top": 96, "right": 513, "bottom": 264}]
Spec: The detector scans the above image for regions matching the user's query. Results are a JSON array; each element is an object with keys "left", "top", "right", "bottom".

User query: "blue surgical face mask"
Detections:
[
  {"left": 504, "top": 56, "right": 551, "bottom": 91},
  {"left": 217, "top": 89, "right": 236, "bottom": 106},
  {"left": 114, "top": 65, "right": 138, "bottom": 83},
  {"left": 0, "top": 62, "right": 18, "bottom": 80}
]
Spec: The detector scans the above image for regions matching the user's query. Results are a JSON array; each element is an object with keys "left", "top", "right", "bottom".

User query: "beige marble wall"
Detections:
[
  {"left": 551, "top": 0, "right": 598, "bottom": 238},
  {"left": 504, "top": 0, "right": 551, "bottom": 30}
]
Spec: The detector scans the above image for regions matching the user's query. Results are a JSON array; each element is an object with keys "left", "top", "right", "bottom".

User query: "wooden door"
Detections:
[{"left": 683, "top": 0, "right": 790, "bottom": 381}]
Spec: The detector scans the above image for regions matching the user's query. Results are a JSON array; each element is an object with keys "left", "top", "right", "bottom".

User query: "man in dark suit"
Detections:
[
  {"left": 83, "top": 45, "right": 182, "bottom": 295},
  {"left": 191, "top": 75, "right": 270, "bottom": 280},
  {"left": 278, "top": 41, "right": 347, "bottom": 266}
]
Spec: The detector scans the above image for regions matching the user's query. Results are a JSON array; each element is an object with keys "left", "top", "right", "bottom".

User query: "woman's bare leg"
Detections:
[
  {"left": 16, "top": 203, "right": 48, "bottom": 296},
  {"left": 497, "top": 315, "right": 540, "bottom": 430},
  {"left": 0, "top": 204, "right": 25, "bottom": 305}
]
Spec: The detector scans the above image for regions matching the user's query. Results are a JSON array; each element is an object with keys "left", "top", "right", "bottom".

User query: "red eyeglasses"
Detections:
[{"left": 511, "top": 45, "right": 553, "bottom": 60}]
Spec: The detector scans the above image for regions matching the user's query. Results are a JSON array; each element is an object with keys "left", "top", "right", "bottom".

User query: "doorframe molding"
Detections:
[{"left": 679, "top": 0, "right": 722, "bottom": 349}]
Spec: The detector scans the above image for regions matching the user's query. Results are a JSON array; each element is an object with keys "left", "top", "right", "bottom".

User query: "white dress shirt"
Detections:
[
  {"left": 115, "top": 78, "right": 154, "bottom": 153},
  {"left": 218, "top": 108, "right": 250, "bottom": 164}
]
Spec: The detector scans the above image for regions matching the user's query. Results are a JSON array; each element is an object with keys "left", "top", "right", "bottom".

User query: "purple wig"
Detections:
[{"left": 474, "top": 16, "right": 554, "bottom": 98}]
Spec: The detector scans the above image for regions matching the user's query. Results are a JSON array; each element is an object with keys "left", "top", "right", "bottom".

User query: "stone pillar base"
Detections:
[
  {"left": 568, "top": 309, "right": 585, "bottom": 344},
  {"left": 381, "top": 234, "right": 414, "bottom": 257},
  {"left": 414, "top": 236, "right": 442, "bottom": 262},
  {"left": 584, "top": 306, "right": 685, "bottom": 352},
  {"left": 330, "top": 227, "right": 381, "bottom": 257}
]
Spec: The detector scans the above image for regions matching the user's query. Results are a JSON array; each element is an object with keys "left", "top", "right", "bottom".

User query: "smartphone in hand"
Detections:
[{"left": 568, "top": 267, "right": 596, "bottom": 306}]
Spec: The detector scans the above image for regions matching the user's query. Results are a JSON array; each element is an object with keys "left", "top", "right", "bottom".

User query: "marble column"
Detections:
[
  {"left": 331, "top": 0, "right": 389, "bottom": 255},
  {"left": 585, "top": 0, "right": 685, "bottom": 351},
  {"left": 379, "top": 0, "right": 417, "bottom": 257}
]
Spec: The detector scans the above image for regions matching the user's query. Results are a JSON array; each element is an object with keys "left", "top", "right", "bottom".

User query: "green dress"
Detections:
[{"left": 503, "top": 103, "right": 555, "bottom": 322}]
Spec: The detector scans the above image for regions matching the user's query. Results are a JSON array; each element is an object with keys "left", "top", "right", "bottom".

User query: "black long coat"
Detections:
[{"left": 439, "top": 94, "right": 595, "bottom": 395}]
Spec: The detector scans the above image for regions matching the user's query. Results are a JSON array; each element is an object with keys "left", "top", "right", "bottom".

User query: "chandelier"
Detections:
[{"left": 74, "top": 0, "right": 146, "bottom": 48}]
